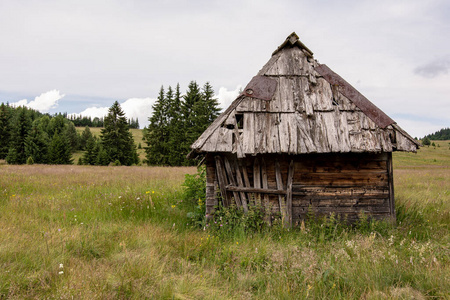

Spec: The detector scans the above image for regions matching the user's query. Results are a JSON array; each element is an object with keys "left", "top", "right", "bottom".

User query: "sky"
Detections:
[{"left": 1, "top": 0, "right": 449, "bottom": 138}]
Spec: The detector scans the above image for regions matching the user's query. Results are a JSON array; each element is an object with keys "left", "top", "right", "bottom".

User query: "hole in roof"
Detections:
[
  {"left": 332, "top": 97, "right": 339, "bottom": 106},
  {"left": 235, "top": 114, "right": 244, "bottom": 129}
]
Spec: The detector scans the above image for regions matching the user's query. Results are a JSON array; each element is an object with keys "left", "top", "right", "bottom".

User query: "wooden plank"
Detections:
[
  {"left": 234, "top": 160, "right": 249, "bottom": 213},
  {"left": 205, "top": 156, "right": 217, "bottom": 221},
  {"left": 226, "top": 186, "right": 286, "bottom": 195},
  {"left": 292, "top": 172, "right": 389, "bottom": 187},
  {"left": 321, "top": 112, "right": 340, "bottom": 152},
  {"left": 293, "top": 159, "right": 387, "bottom": 173},
  {"left": 223, "top": 156, "right": 242, "bottom": 208},
  {"left": 269, "top": 78, "right": 282, "bottom": 112},
  {"left": 288, "top": 113, "right": 298, "bottom": 154},
  {"left": 215, "top": 156, "right": 230, "bottom": 207},
  {"left": 232, "top": 116, "right": 245, "bottom": 159},
  {"left": 275, "top": 158, "right": 287, "bottom": 226},
  {"left": 268, "top": 114, "right": 281, "bottom": 153},
  {"left": 279, "top": 77, "right": 295, "bottom": 111},
  {"left": 286, "top": 159, "right": 294, "bottom": 227},
  {"left": 312, "top": 78, "right": 333, "bottom": 111},
  {"left": 387, "top": 152, "right": 395, "bottom": 222},
  {"left": 214, "top": 127, "right": 233, "bottom": 152},
  {"left": 253, "top": 157, "right": 262, "bottom": 206},
  {"left": 243, "top": 113, "right": 255, "bottom": 154},
  {"left": 278, "top": 113, "right": 290, "bottom": 153},
  {"left": 261, "top": 157, "right": 271, "bottom": 223}
]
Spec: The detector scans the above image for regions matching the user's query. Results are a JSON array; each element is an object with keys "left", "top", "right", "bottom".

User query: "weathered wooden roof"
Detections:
[{"left": 190, "top": 32, "right": 419, "bottom": 158}]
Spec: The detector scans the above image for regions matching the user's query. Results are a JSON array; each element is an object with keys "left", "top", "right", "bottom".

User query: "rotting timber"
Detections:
[{"left": 189, "top": 32, "right": 419, "bottom": 227}]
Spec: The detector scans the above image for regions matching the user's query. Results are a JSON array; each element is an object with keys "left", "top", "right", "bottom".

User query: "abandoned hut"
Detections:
[{"left": 189, "top": 32, "right": 420, "bottom": 226}]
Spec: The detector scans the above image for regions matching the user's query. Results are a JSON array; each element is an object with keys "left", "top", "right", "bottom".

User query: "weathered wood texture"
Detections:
[
  {"left": 189, "top": 34, "right": 419, "bottom": 158},
  {"left": 207, "top": 153, "right": 394, "bottom": 224}
]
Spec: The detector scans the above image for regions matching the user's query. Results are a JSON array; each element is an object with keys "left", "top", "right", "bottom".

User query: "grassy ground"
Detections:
[{"left": 0, "top": 141, "right": 448, "bottom": 299}]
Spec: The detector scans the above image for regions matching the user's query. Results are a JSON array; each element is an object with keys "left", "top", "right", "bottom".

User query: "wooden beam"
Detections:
[
  {"left": 261, "top": 157, "right": 271, "bottom": 223},
  {"left": 223, "top": 156, "right": 242, "bottom": 208},
  {"left": 286, "top": 159, "right": 294, "bottom": 227},
  {"left": 226, "top": 185, "right": 286, "bottom": 195},
  {"left": 215, "top": 156, "right": 230, "bottom": 207},
  {"left": 234, "top": 160, "right": 249, "bottom": 213},
  {"left": 387, "top": 152, "right": 396, "bottom": 223},
  {"left": 275, "top": 158, "right": 288, "bottom": 226},
  {"left": 253, "top": 157, "right": 262, "bottom": 206}
]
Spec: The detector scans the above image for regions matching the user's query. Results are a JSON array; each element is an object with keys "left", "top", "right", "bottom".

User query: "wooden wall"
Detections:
[{"left": 206, "top": 152, "right": 395, "bottom": 225}]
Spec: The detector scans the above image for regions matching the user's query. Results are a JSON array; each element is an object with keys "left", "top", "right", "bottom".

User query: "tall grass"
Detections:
[{"left": 0, "top": 141, "right": 449, "bottom": 298}]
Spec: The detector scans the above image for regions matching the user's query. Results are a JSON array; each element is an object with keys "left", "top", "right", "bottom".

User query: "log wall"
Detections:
[{"left": 206, "top": 152, "right": 394, "bottom": 225}]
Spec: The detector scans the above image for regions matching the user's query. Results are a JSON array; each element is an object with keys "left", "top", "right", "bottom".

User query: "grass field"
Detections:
[{"left": 0, "top": 141, "right": 449, "bottom": 299}]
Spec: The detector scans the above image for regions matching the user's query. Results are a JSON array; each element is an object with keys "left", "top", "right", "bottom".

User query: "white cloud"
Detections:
[
  {"left": 217, "top": 85, "right": 242, "bottom": 111},
  {"left": 69, "top": 97, "right": 156, "bottom": 128},
  {"left": 121, "top": 97, "right": 155, "bottom": 128},
  {"left": 10, "top": 90, "right": 64, "bottom": 112}
]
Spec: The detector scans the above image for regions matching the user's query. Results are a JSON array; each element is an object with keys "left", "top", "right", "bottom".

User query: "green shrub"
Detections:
[
  {"left": 26, "top": 156, "right": 34, "bottom": 165},
  {"left": 182, "top": 165, "right": 206, "bottom": 204}
]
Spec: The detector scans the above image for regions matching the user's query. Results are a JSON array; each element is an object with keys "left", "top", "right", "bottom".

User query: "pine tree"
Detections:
[
  {"left": 65, "top": 121, "right": 79, "bottom": 151},
  {"left": 0, "top": 103, "right": 12, "bottom": 159},
  {"left": 6, "top": 107, "right": 32, "bottom": 164},
  {"left": 167, "top": 83, "right": 185, "bottom": 166},
  {"left": 82, "top": 136, "right": 97, "bottom": 165},
  {"left": 144, "top": 86, "right": 170, "bottom": 165},
  {"left": 47, "top": 132, "right": 73, "bottom": 164},
  {"left": 80, "top": 126, "right": 93, "bottom": 150},
  {"left": 182, "top": 81, "right": 221, "bottom": 165},
  {"left": 24, "top": 121, "right": 49, "bottom": 164},
  {"left": 100, "top": 101, "right": 139, "bottom": 166}
]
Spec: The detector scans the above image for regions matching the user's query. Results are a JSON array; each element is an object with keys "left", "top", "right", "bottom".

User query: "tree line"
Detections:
[
  {"left": 0, "top": 102, "right": 139, "bottom": 166},
  {"left": 423, "top": 128, "right": 450, "bottom": 141},
  {"left": 0, "top": 80, "right": 220, "bottom": 166},
  {"left": 143, "top": 81, "right": 220, "bottom": 166}
]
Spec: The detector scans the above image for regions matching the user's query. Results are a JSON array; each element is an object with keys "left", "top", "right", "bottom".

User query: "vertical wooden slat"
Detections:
[
  {"left": 261, "top": 157, "right": 271, "bottom": 223},
  {"left": 215, "top": 156, "right": 230, "bottom": 207},
  {"left": 234, "top": 160, "right": 249, "bottom": 213},
  {"left": 387, "top": 152, "right": 396, "bottom": 223},
  {"left": 286, "top": 159, "right": 294, "bottom": 227},
  {"left": 253, "top": 157, "right": 262, "bottom": 206},
  {"left": 223, "top": 156, "right": 242, "bottom": 208},
  {"left": 275, "top": 158, "right": 287, "bottom": 226},
  {"left": 205, "top": 155, "right": 217, "bottom": 221},
  {"left": 241, "top": 160, "right": 252, "bottom": 202}
]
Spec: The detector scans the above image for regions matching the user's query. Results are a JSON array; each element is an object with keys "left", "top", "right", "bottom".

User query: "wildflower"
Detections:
[
  {"left": 152, "top": 191, "right": 155, "bottom": 194},
  {"left": 236, "top": 242, "right": 239, "bottom": 245},
  {"left": 146, "top": 191, "right": 150, "bottom": 194},
  {"left": 171, "top": 205, "right": 176, "bottom": 208},
  {"left": 59, "top": 264, "right": 63, "bottom": 269},
  {"left": 59, "top": 271, "right": 64, "bottom": 275}
]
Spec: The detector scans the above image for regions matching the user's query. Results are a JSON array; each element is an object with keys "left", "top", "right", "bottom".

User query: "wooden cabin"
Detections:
[{"left": 189, "top": 32, "right": 419, "bottom": 226}]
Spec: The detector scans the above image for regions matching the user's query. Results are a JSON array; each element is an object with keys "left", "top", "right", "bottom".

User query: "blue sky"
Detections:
[{"left": 1, "top": 0, "right": 449, "bottom": 137}]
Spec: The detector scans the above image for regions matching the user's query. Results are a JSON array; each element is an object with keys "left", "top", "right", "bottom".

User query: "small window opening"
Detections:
[
  {"left": 226, "top": 124, "right": 235, "bottom": 129},
  {"left": 235, "top": 114, "right": 244, "bottom": 129}
]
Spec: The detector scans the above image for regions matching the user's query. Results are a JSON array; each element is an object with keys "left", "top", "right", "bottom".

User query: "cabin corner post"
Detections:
[
  {"left": 205, "top": 154, "right": 217, "bottom": 221},
  {"left": 387, "top": 152, "right": 396, "bottom": 224}
]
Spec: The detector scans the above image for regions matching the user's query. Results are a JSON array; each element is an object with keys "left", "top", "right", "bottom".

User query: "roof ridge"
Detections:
[{"left": 272, "top": 32, "right": 314, "bottom": 58}]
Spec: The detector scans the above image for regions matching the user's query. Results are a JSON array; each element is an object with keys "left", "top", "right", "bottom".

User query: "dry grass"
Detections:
[{"left": 0, "top": 141, "right": 449, "bottom": 298}]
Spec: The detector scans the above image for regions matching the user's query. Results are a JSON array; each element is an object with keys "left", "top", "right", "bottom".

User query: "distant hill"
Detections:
[{"left": 424, "top": 128, "right": 450, "bottom": 140}]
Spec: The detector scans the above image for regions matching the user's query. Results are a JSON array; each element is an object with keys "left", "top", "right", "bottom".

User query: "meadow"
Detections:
[{"left": 0, "top": 140, "right": 449, "bottom": 299}]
